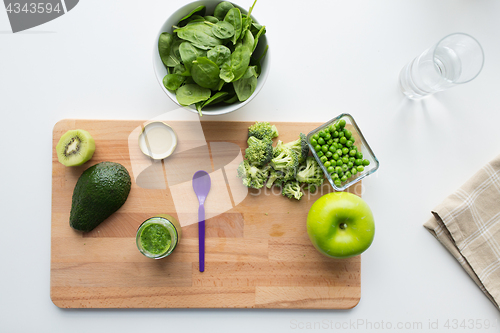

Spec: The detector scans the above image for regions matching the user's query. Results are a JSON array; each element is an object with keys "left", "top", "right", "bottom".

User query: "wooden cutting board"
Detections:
[{"left": 51, "top": 119, "right": 362, "bottom": 309}]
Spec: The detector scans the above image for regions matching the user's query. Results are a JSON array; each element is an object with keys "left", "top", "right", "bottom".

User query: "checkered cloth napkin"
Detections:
[{"left": 424, "top": 154, "right": 500, "bottom": 310}]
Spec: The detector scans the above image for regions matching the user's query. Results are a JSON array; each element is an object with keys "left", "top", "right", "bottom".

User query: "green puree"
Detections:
[{"left": 140, "top": 223, "right": 171, "bottom": 255}]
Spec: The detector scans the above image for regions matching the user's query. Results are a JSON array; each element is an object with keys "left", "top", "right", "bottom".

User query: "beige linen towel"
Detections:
[{"left": 424, "top": 155, "right": 500, "bottom": 310}]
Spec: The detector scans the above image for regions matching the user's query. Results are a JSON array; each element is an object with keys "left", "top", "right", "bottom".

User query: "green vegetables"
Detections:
[
  {"left": 237, "top": 122, "right": 321, "bottom": 201},
  {"left": 309, "top": 119, "right": 370, "bottom": 188},
  {"left": 158, "top": 1, "right": 267, "bottom": 116}
]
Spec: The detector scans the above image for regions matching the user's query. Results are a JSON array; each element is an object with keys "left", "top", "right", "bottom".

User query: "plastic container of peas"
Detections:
[{"left": 307, "top": 113, "right": 379, "bottom": 191}]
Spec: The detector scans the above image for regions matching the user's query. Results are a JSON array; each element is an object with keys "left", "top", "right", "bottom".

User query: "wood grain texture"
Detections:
[{"left": 51, "top": 119, "right": 362, "bottom": 309}]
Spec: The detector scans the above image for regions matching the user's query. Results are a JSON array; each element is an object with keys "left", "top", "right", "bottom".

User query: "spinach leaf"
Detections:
[
  {"left": 242, "top": 29, "right": 254, "bottom": 51},
  {"left": 242, "top": 65, "right": 259, "bottom": 79},
  {"left": 165, "top": 39, "right": 183, "bottom": 67},
  {"left": 207, "top": 45, "right": 231, "bottom": 67},
  {"left": 224, "top": 8, "right": 242, "bottom": 44},
  {"left": 224, "top": 94, "right": 238, "bottom": 104},
  {"left": 174, "top": 23, "right": 223, "bottom": 50},
  {"left": 163, "top": 74, "right": 185, "bottom": 91},
  {"left": 201, "top": 91, "right": 229, "bottom": 108},
  {"left": 251, "top": 23, "right": 266, "bottom": 37},
  {"left": 214, "top": 1, "right": 234, "bottom": 21},
  {"left": 176, "top": 83, "right": 211, "bottom": 106},
  {"left": 178, "top": 5, "right": 206, "bottom": 26},
  {"left": 230, "top": 42, "right": 251, "bottom": 82},
  {"left": 179, "top": 42, "right": 200, "bottom": 74},
  {"left": 204, "top": 16, "right": 219, "bottom": 24},
  {"left": 240, "top": 0, "right": 257, "bottom": 40},
  {"left": 233, "top": 67, "right": 258, "bottom": 101},
  {"left": 220, "top": 61, "right": 234, "bottom": 83},
  {"left": 185, "top": 15, "right": 205, "bottom": 26},
  {"left": 191, "top": 57, "right": 221, "bottom": 89},
  {"left": 252, "top": 25, "right": 266, "bottom": 52},
  {"left": 211, "top": 21, "right": 235, "bottom": 39},
  {"left": 158, "top": 32, "right": 174, "bottom": 67}
]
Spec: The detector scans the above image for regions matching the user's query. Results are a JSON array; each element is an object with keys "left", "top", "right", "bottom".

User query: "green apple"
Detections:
[{"left": 307, "top": 192, "right": 375, "bottom": 258}]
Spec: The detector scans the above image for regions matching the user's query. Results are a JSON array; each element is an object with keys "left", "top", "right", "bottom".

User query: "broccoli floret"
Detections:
[
  {"left": 237, "top": 160, "right": 269, "bottom": 189},
  {"left": 266, "top": 167, "right": 282, "bottom": 188},
  {"left": 248, "top": 121, "right": 279, "bottom": 140},
  {"left": 282, "top": 181, "right": 304, "bottom": 200},
  {"left": 245, "top": 136, "right": 273, "bottom": 166},
  {"left": 296, "top": 156, "right": 324, "bottom": 187},
  {"left": 270, "top": 141, "right": 299, "bottom": 177},
  {"left": 283, "top": 133, "right": 309, "bottom": 164}
]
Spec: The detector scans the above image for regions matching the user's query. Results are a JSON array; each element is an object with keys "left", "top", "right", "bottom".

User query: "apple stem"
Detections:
[{"left": 340, "top": 223, "right": 347, "bottom": 230}]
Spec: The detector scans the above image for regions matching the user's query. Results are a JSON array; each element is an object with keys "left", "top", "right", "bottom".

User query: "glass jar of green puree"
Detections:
[{"left": 136, "top": 214, "right": 181, "bottom": 259}]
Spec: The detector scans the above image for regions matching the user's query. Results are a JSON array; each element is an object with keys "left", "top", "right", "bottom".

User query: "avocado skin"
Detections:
[{"left": 70, "top": 162, "right": 132, "bottom": 232}]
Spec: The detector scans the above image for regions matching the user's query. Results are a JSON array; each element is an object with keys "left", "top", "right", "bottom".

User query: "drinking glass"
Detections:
[{"left": 399, "top": 33, "right": 484, "bottom": 99}]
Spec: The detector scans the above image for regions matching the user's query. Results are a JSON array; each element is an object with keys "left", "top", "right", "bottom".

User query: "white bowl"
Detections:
[{"left": 152, "top": 0, "right": 270, "bottom": 116}]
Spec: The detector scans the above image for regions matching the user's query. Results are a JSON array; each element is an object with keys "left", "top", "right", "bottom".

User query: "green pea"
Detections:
[
  {"left": 349, "top": 149, "right": 357, "bottom": 156},
  {"left": 350, "top": 137, "right": 356, "bottom": 143},
  {"left": 326, "top": 139, "right": 333, "bottom": 145},
  {"left": 333, "top": 138, "right": 339, "bottom": 143},
  {"left": 347, "top": 161, "right": 353, "bottom": 168},
  {"left": 324, "top": 161, "right": 331, "bottom": 168},
  {"left": 351, "top": 167, "right": 358, "bottom": 175},
  {"left": 313, "top": 134, "right": 320, "bottom": 140},
  {"left": 355, "top": 158, "right": 363, "bottom": 165},
  {"left": 342, "top": 164, "right": 349, "bottom": 172},
  {"left": 325, "top": 151, "right": 333, "bottom": 158},
  {"left": 328, "top": 125, "right": 336, "bottom": 133},
  {"left": 314, "top": 145, "right": 322, "bottom": 152},
  {"left": 356, "top": 151, "right": 363, "bottom": 159},
  {"left": 329, "top": 145, "right": 336, "bottom": 152},
  {"left": 317, "top": 137, "right": 325, "bottom": 145},
  {"left": 341, "top": 175, "right": 347, "bottom": 182},
  {"left": 331, "top": 172, "right": 339, "bottom": 179},
  {"left": 357, "top": 165, "right": 365, "bottom": 172},
  {"left": 338, "top": 131, "right": 345, "bottom": 138},
  {"left": 342, "top": 147, "right": 349, "bottom": 155},
  {"left": 340, "top": 137, "right": 347, "bottom": 144},
  {"left": 345, "top": 171, "right": 352, "bottom": 178},
  {"left": 334, "top": 179, "right": 342, "bottom": 187},
  {"left": 349, "top": 157, "right": 356, "bottom": 163},
  {"left": 317, "top": 151, "right": 324, "bottom": 157},
  {"left": 332, "top": 130, "right": 339, "bottom": 138},
  {"left": 324, "top": 126, "right": 331, "bottom": 133},
  {"left": 346, "top": 140, "right": 353, "bottom": 148},
  {"left": 322, "top": 145, "right": 329, "bottom": 153},
  {"left": 337, "top": 143, "right": 344, "bottom": 149},
  {"left": 342, "top": 156, "right": 349, "bottom": 164},
  {"left": 335, "top": 166, "right": 342, "bottom": 174},
  {"left": 333, "top": 153, "right": 339, "bottom": 160},
  {"left": 320, "top": 156, "right": 328, "bottom": 163},
  {"left": 338, "top": 119, "right": 346, "bottom": 128},
  {"left": 344, "top": 129, "right": 352, "bottom": 139},
  {"left": 319, "top": 131, "right": 326, "bottom": 137},
  {"left": 336, "top": 160, "right": 343, "bottom": 166},
  {"left": 336, "top": 149, "right": 343, "bottom": 156},
  {"left": 310, "top": 138, "right": 317, "bottom": 146},
  {"left": 362, "top": 159, "right": 370, "bottom": 166},
  {"left": 327, "top": 166, "right": 335, "bottom": 174},
  {"left": 324, "top": 133, "right": 331, "bottom": 140}
]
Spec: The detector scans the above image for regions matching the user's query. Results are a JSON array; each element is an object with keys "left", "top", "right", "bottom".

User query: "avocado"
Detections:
[{"left": 69, "top": 162, "right": 132, "bottom": 232}]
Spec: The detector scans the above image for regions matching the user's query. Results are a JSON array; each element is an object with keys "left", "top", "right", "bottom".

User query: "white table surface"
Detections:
[{"left": 1, "top": 0, "right": 500, "bottom": 332}]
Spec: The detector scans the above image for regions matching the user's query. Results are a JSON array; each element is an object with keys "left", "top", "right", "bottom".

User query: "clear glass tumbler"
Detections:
[{"left": 399, "top": 33, "right": 484, "bottom": 99}]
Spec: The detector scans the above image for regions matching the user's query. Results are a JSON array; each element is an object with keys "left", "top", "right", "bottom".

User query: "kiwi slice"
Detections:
[{"left": 56, "top": 129, "right": 96, "bottom": 166}]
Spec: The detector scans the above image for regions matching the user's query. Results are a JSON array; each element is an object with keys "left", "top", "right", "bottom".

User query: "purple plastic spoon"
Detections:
[{"left": 192, "top": 170, "right": 211, "bottom": 272}]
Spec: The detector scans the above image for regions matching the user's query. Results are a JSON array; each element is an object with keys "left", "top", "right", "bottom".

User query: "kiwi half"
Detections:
[{"left": 56, "top": 129, "right": 96, "bottom": 166}]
